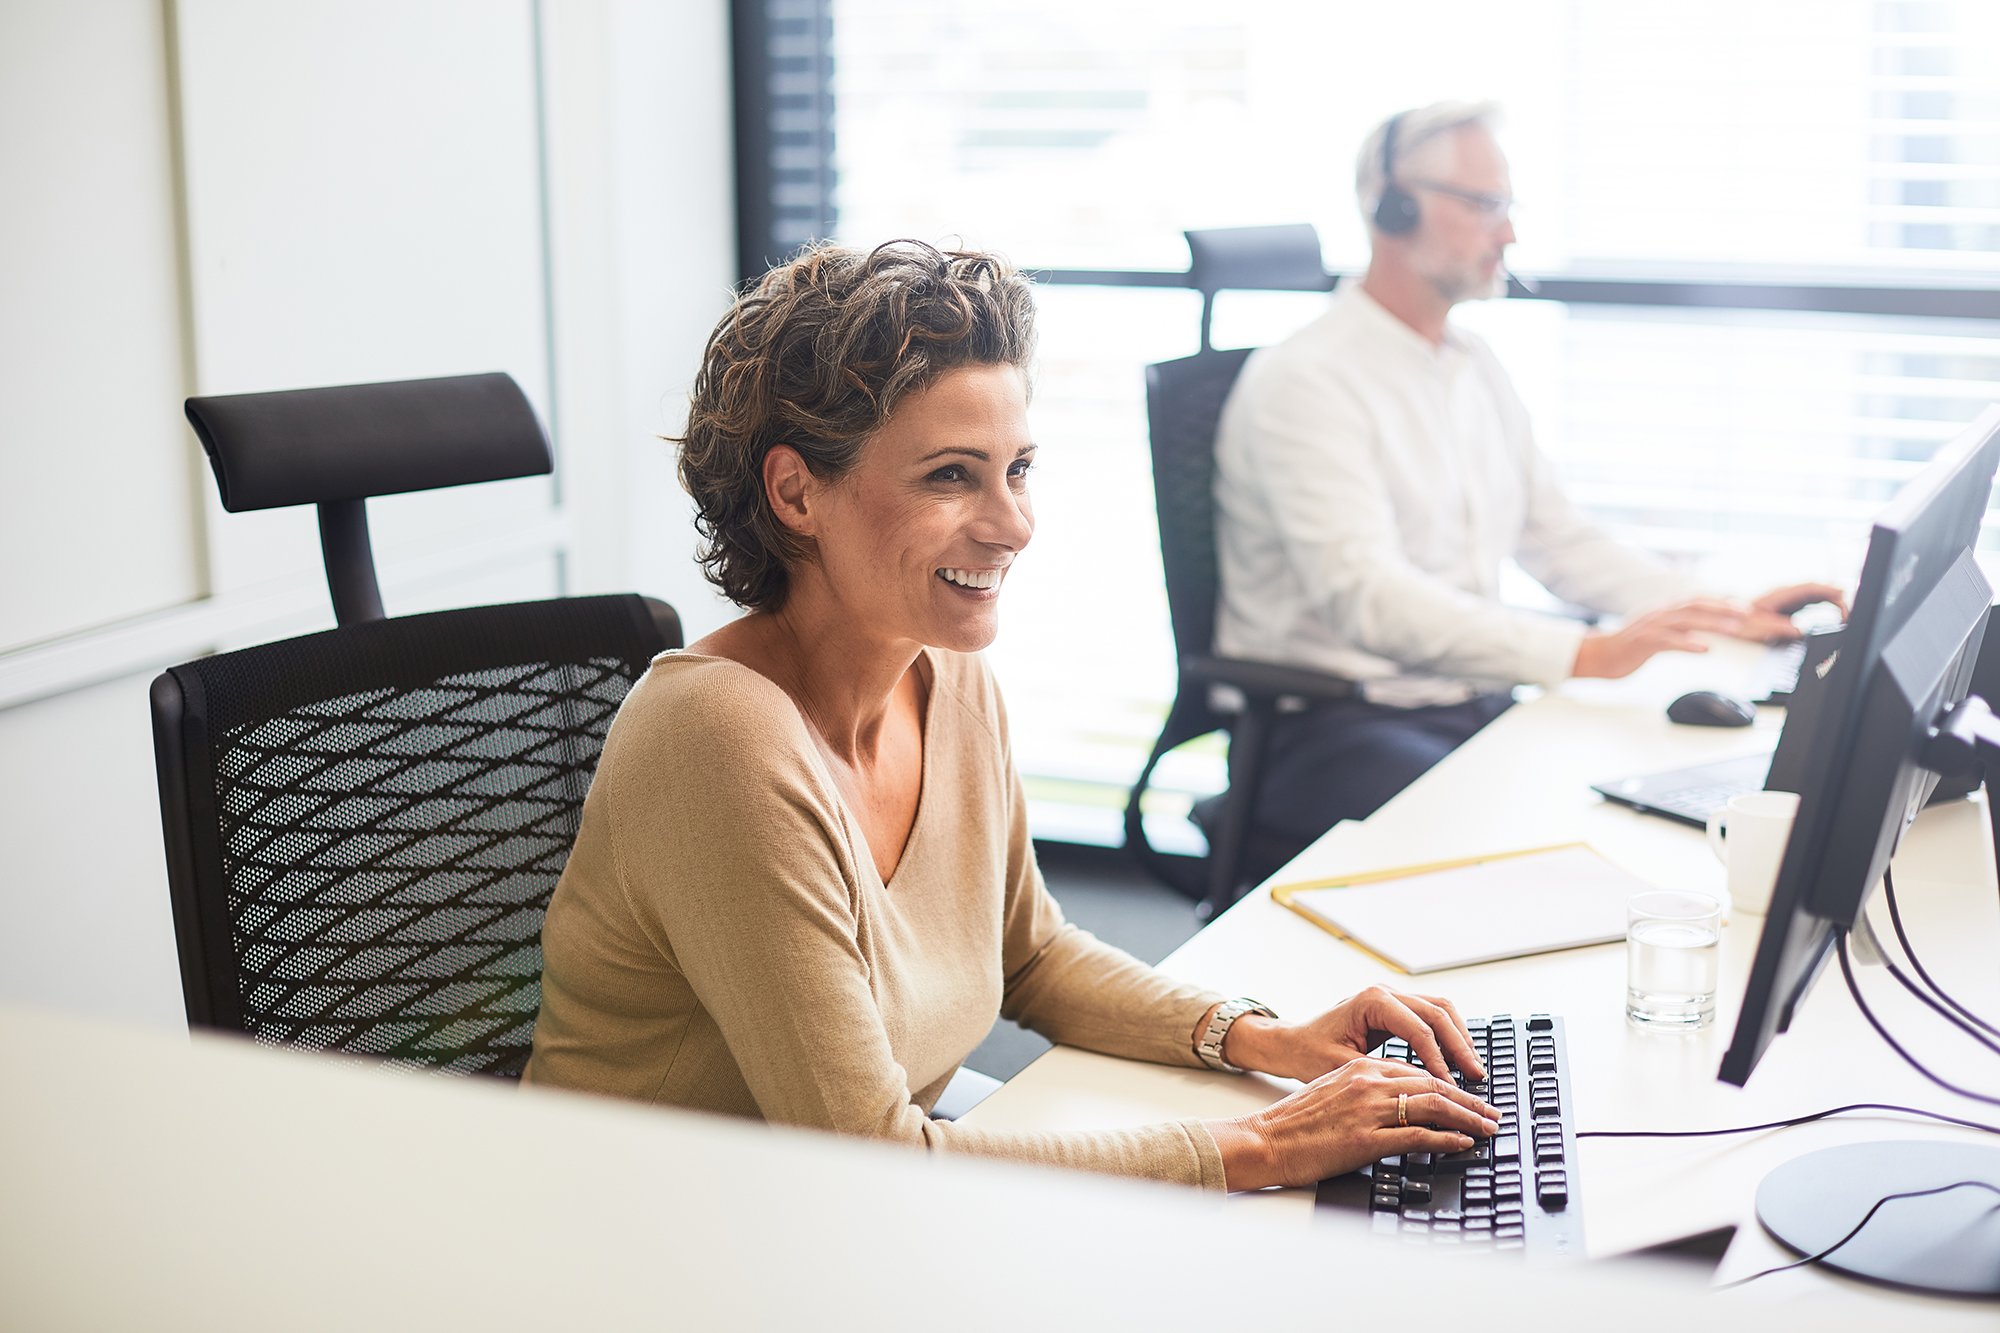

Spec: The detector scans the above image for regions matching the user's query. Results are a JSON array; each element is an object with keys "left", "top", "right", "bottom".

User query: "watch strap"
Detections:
[{"left": 1196, "top": 997, "right": 1277, "bottom": 1073}]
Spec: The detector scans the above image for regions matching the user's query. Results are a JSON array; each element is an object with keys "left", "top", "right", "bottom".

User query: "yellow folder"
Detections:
[{"left": 1270, "top": 842, "right": 1642, "bottom": 973}]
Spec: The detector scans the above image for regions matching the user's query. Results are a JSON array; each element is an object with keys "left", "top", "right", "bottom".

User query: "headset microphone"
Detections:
[{"left": 1501, "top": 260, "right": 1539, "bottom": 296}]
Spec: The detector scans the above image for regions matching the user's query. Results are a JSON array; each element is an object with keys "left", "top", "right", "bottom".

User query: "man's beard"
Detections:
[{"left": 1431, "top": 261, "right": 1507, "bottom": 305}]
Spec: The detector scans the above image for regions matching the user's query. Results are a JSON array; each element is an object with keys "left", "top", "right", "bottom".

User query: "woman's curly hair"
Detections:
[{"left": 675, "top": 239, "right": 1037, "bottom": 612}]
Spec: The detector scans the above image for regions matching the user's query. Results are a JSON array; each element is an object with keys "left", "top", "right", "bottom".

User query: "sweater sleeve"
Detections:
[
  {"left": 603, "top": 662, "right": 1228, "bottom": 1191},
  {"left": 981, "top": 683, "right": 1227, "bottom": 1066}
]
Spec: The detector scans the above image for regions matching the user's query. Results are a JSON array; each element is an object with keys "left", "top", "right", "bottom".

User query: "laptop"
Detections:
[{"left": 1595, "top": 614, "right": 1995, "bottom": 828}]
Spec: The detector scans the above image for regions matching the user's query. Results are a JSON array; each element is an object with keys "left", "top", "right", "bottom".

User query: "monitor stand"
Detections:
[
  {"left": 1919, "top": 694, "right": 2000, "bottom": 917},
  {"left": 1755, "top": 1140, "right": 2000, "bottom": 1296}
]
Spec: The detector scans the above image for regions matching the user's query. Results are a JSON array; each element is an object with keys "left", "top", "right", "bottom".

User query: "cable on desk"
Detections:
[
  {"left": 1714, "top": 1179, "right": 2000, "bottom": 1290},
  {"left": 1882, "top": 867, "right": 2000, "bottom": 1041},
  {"left": 1577, "top": 1102, "right": 2000, "bottom": 1140},
  {"left": 1838, "top": 931, "right": 2000, "bottom": 1107},
  {"left": 1872, "top": 939, "right": 2000, "bottom": 1060}
]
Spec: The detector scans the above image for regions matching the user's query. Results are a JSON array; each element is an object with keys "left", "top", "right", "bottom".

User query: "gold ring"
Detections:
[{"left": 1396, "top": 1092, "right": 1408, "bottom": 1128}]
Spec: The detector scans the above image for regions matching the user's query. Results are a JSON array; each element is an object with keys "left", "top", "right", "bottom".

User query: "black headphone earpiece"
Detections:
[{"left": 1373, "top": 111, "right": 1420, "bottom": 237}]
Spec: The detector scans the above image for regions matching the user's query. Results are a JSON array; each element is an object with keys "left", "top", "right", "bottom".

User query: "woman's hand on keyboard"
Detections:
[
  {"left": 1208, "top": 1058, "right": 1500, "bottom": 1190},
  {"left": 1222, "top": 984, "right": 1485, "bottom": 1085}
]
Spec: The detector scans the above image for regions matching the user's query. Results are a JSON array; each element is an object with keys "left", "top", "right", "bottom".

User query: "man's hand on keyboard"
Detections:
[
  {"left": 1749, "top": 581, "right": 1847, "bottom": 631},
  {"left": 1572, "top": 583, "right": 1848, "bottom": 679},
  {"left": 1221, "top": 984, "right": 1486, "bottom": 1085}
]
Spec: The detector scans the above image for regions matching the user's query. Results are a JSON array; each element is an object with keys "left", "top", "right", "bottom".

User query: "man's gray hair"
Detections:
[{"left": 1355, "top": 100, "right": 1501, "bottom": 226}]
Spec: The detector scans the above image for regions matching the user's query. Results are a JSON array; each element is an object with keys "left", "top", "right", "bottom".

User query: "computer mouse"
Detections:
[{"left": 1666, "top": 690, "right": 1757, "bottom": 728}]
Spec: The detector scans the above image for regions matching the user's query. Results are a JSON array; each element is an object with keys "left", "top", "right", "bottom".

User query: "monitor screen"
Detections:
[{"left": 1720, "top": 405, "right": 2000, "bottom": 1088}]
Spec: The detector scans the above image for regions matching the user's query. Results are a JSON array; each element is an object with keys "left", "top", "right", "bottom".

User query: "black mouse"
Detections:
[{"left": 1666, "top": 690, "right": 1757, "bottom": 728}]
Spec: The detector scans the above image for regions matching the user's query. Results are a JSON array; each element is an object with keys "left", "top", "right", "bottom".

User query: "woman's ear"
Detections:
[{"left": 763, "top": 445, "right": 816, "bottom": 537}]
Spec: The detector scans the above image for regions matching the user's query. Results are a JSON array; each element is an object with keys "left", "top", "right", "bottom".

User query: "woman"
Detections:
[{"left": 525, "top": 240, "right": 1498, "bottom": 1190}]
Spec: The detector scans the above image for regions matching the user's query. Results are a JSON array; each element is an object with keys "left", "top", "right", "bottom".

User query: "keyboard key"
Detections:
[
  {"left": 1436, "top": 1144, "right": 1488, "bottom": 1173},
  {"left": 1492, "top": 1135, "right": 1519, "bottom": 1161},
  {"left": 1537, "top": 1175, "right": 1568, "bottom": 1209},
  {"left": 1401, "top": 1180, "right": 1431, "bottom": 1205},
  {"left": 1527, "top": 1015, "right": 1553, "bottom": 1031}
]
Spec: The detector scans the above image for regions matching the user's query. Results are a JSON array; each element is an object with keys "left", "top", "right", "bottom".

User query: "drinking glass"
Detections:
[{"left": 1625, "top": 890, "right": 1721, "bottom": 1029}]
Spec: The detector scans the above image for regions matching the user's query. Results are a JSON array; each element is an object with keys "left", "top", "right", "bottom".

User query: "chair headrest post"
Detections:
[
  {"left": 1183, "top": 224, "right": 1331, "bottom": 354},
  {"left": 317, "top": 499, "right": 386, "bottom": 625}
]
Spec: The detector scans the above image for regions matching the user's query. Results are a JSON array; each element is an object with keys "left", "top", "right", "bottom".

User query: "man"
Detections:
[{"left": 1211, "top": 100, "right": 1838, "bottom": 873}]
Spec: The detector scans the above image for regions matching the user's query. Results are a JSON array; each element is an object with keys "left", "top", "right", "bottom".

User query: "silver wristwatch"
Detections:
[{"left": 1196, "top": 997, "right": 1278, "bottom": 1073}]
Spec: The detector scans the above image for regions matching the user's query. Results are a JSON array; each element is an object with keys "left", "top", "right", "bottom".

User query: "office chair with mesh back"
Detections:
[
  {"left": 1124, "top": 227, "right": 1356, "bottom": 917},
  {"left": 151, "top": 373, "right": 680, "bottom": 1077}
]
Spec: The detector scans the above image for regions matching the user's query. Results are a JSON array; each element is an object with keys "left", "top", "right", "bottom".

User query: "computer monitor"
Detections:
[{"left": 1717, "top": 404, "right": 2000, "bottom": 1294}]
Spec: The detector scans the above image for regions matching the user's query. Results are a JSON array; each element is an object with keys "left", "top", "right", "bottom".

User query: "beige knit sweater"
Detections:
[{"left": 525, "top": 647, "right": 1228, "bottom": 1189}]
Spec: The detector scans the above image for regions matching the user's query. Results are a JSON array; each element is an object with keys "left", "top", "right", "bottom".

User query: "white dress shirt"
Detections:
[{"left": 1213, "top": 284, "right": 1695, "bottom": 707}]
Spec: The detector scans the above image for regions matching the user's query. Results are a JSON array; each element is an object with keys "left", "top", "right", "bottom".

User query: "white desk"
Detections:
[
  {"left": 2, "top": 1002, "right": 1756, "bottom": 1331},
  {"left": 967, "top": 648, "right": 2000, "bottom": 1317}
]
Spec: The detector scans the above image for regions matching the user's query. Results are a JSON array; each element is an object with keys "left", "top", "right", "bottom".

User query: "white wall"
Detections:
[{"left": 0, "top": 0, "right": 736, "bottom": 1026}]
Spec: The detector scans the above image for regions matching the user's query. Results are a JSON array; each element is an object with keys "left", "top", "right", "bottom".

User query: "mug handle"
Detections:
[{"left": 1706, "top": 809, "right": 1729, "bottom": 864}]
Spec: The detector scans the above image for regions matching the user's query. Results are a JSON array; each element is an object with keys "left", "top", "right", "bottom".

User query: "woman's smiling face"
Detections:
[{"left": 789, "top": 362, "right": 1036, "bottom": 654}]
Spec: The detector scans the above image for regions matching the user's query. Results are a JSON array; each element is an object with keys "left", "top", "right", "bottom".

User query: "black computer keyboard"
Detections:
[
  {"left": 1750, "top": 638, "right": 1807, "bottom": 705},
  {"left": 1313, "top": 1013, "right": 1584, "bottom": 1259}
]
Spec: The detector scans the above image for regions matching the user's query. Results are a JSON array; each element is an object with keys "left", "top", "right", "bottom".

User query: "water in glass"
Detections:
[{"left": 1625, "top": 894, "right": 1720, "bottom": 1029}]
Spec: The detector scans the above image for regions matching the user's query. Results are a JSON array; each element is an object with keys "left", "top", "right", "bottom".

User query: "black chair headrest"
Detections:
[
  {"left": 184, "top": 372, "right": 552, "bottom": 513},
  {"left": 1184, "top": 224, "right": 1331, "bottom": 296}
]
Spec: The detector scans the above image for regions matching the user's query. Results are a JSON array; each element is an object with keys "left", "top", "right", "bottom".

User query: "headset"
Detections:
[{"left": 1372, "top": 111, "right": 1421, "bottom": 236}]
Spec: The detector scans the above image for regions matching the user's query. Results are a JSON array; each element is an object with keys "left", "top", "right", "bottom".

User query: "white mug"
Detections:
[{"left": 1705, "top": 790, "right": 1800, "bottom": 916}]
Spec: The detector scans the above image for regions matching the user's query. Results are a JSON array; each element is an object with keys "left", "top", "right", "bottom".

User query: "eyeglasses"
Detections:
[{"left": 1406, "top": 179, "right": 1516, "bottom": 222}]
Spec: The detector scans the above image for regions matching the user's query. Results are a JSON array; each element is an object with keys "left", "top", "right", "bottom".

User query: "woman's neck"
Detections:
[{"left": 700, "top": 596, "right": 923, "bottom": 767}]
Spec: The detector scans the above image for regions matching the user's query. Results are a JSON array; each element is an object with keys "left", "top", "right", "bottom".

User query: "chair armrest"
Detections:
[{"left": 1181, "top": 654, "right": 1357, "bottom": 705}]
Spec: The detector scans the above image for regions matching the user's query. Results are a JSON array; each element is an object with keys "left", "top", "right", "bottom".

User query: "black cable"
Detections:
[
  {"left": 1883, "top": 866, "right": 2000, "bottom": 1040},
  {"left": 1874, "top": 949, "right": 2000, "bottom": 1058},
  {"left": 1578, "top": 1101, "right": 2000, "bottom": 1140},
  {"left": 1715, "top": 1179, "right": 2000, "bottom": 1290},
  {"left": 1838, "top": 932, "right": 2000, "bottom": 1106}
]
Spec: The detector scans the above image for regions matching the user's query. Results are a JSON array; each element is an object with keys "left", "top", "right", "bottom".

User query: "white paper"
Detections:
[{"left": 1286, "top": 845, "right": 1644, "bottom": 973}]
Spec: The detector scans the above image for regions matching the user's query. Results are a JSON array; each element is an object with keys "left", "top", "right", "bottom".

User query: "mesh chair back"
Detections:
[
  {"left": 153, "top": 594, "right": 678, "bottom": 1077},
  {"left": 1143, "top": 347, "right": 1255, "bottom": 667}
]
